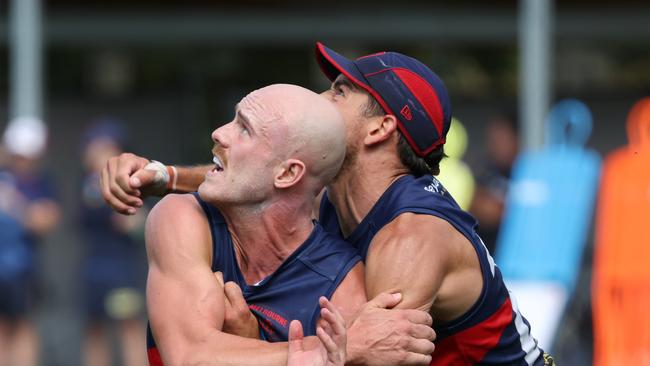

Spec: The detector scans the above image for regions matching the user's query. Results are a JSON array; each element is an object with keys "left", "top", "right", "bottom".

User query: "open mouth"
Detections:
[{"left": 213, "top": 155, "right": 224, "bottom": 172}]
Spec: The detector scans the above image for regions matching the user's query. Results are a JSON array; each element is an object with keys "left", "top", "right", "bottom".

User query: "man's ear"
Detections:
[
  {"left": 364, "top": 114, "right": 399, "bottom": 146},
  {"left": 274, "top": 159, "right": 306, "bottom": 189}
]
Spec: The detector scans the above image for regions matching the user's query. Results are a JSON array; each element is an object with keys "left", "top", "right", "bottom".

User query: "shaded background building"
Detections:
[{"left": 1, "top": 0, "right": 650, "bottom": 365}]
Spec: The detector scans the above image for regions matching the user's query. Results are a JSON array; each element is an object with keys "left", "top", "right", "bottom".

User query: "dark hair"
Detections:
[{"left": 362, "top": 94, "right": 446, "bottom": 176}]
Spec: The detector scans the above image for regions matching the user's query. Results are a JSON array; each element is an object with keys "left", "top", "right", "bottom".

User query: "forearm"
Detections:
[
  {"left": 168, "top": 165, "right": 212, "bottom": 193},
  {"left": 175, "top": 333, "right": 289, "bottom": 366}
]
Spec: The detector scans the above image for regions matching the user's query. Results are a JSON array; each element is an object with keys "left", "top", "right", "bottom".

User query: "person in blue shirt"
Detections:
[
  {"left": 78, "top": 120, "right": 148, "bottom": 366},
  {"left": 0, "top": 117, "right": 61, "bottom": 366}
]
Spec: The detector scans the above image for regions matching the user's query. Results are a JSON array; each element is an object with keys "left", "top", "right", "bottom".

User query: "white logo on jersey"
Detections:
[{"left": 424, "top": 176, "right": 446, "bottom": 195}]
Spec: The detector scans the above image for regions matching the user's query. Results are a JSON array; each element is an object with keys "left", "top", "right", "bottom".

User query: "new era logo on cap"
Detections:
[
  {"left": 400, "top": 105, "right": 413, "bottom": 121},
  {"left": 315, "top": 42, "right": 452, "bottom": 157}
]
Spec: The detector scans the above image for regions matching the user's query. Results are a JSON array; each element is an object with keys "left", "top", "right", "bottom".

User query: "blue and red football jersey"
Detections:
[
  {"left": 319, "top": 174, "right": 545, "bottom": 365},
  {"left": 147, "top": 194, "right": 360, "bottom": 365}
]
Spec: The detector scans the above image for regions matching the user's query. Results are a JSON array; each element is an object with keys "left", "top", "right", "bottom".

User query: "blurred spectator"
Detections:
[
  {"left": 78, "top": 119, "right": 147, "bottom": 366},
  {"left": 0, "top": 117, "right": 61, "bottom": 366},
  {"left": 469, "top": 110, "right": 519, "bottom": 254}
]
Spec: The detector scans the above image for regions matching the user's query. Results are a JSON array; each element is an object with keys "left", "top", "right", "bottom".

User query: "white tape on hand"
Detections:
[{"left": 143, "top": 160, "right": 170, "bottom": 196}]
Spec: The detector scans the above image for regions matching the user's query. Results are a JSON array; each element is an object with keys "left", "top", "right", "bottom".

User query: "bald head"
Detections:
[{"left": 241, "top": 84, "right": 346, "bottom": 189}]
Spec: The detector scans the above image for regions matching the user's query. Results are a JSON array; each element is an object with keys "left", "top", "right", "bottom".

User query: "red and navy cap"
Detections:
[{"left": 315, "top": 42, "right": 452, "bottom": 157}]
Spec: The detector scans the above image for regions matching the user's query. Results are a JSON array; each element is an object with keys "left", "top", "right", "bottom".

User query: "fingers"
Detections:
[
  {"left": 316, "top": 325, "right": 338, "bottom": 354},
  {"left": 101, "top": 153, "right": 149, "bottom": 214},
  {"left": 224, "top": 281, "right": 248, "bottom": 315},
  {"left": 403, "top": 337, "right": 435, "bottom": 359},
  {"left": 288, "top": 320, "right": 305, "bottom": 351},
  {"left": 318, "top": 297, "right": 346, "bottom": 336},
  {"left": 366, "top": 292, "right": 402, "bottom": 309},
  {"left": 214, "top": 273, "right": 229, "bottom": 309},
  {"left": 402, "top": 309, "right": 433, "bottom": 328},
  {"left": 131, "top": 169, "right": 158, "bottom": 189},
  {"left": 100, "top": 158, "right": 135, "bottom": 215},
  {"left": 398, "top": 352, "right": 433, "bottom": 366},
  {"left": 409, "top": 323, "right": 437, "bottom": 342},
  {"left": 113, "top": 155, "right": 145, "bottom": 200},
  {"left": 317, "top": 297, "right": 347, "bottom": 364}
]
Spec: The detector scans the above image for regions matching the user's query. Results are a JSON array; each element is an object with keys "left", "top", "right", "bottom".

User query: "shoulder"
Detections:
[
  {"left": 146, "top": 194, "right": 212, "bottom": 264},
  {"left": 147, "top": 193, "right": 205, "bottom": 228},
  {"left": 368, "top": 212, "right": 467, "bottom": 271},
  {"left": 376, "top": 212, "right": 459, "bottom": 248}
]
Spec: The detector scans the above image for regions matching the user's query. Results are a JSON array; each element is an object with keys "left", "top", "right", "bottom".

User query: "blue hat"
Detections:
[
  {"left": 81, "top": 117, "right": 128, "bottom": 151},
  {"left": 315, "top": 42, "right": 452, "bottom": 157}
]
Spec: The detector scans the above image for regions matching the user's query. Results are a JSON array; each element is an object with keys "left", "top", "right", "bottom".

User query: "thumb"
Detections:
[
  {"left": 224, "top": 281, "right": 247, "bottom": 309},
  {"left": 130, "top": 169, "right": 158, "bottom": 189},
  {"left": 366, "top": 292, "right": 402, "bottom": 309},
  {"left": 288, "top": 320, "right": 305, "bottom": 352}
]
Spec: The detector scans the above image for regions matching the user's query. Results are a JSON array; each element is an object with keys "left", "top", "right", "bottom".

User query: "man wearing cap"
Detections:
[{"left": 102, "top": 44, "right": 551, "bottom": 365}]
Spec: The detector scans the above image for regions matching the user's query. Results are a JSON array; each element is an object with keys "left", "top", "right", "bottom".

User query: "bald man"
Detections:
[{"left": 145, "top": 84, "right": 367, "bottom": 366}]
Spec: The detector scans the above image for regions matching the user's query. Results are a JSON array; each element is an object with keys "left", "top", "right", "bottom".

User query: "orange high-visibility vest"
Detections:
[{"left": 593, "top": 97, "right": 650, "bottom": 366}]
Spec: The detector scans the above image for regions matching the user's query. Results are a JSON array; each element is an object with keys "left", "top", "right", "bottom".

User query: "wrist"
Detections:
[
  {"left": 143, "top": 160, "right": 171, "bottom": 196},
  {"left": 345, "top": 335, "right": 366, "bottom": 365},
  {"left": 166, "top": 165, "right": 178, "bottom": 192}
]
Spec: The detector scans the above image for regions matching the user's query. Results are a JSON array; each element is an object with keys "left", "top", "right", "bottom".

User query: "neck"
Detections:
[
  {"left": 218, "top": 198, "right": 314, "bottom": 285},
  {"left": 328, "top": 149, "right": 408, "bottom": 237}
]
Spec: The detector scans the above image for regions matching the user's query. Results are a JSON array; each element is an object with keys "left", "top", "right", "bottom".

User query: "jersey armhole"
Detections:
[{"left": 308, "top": 252, "right": 362, "bottom": 328}]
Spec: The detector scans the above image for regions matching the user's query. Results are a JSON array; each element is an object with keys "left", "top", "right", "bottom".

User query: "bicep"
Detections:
[
  {"left": 145, "top": 194, "right": 225, "bottom": 361},
  {"left": 364, "top": 214, "right": 452, "bottom": 312},
  {"left": 146, "top": 259, "right": 226, "bottom": 345},
  {"left": 330, "top": 262, "right": 366, "bottom": 324}
]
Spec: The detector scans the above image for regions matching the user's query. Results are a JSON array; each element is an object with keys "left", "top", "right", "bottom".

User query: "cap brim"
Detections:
[{"left": 315, "top": 42, "right": 370, "bottom": 88}]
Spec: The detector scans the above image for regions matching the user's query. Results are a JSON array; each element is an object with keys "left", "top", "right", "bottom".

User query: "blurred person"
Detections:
[
  {"left": 0, "top": 117, "right": 61, "bottom": 366},
  {"left": 78, "top": 119, "right": 147, "bottom": 366},
  {"left": 469, "top": 111, "right": 519, "bottom": 254},
  {"left": 101, "top": 43, "right": 551, "bottom": 365}
]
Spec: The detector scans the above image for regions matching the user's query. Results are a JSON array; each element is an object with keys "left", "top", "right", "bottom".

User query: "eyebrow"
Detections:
[
  {"left": 234, "top": 104, "right": 253, "bottom": 131},
  {"left": 333, "top": 76, "right": 357, "bottom": 92}
]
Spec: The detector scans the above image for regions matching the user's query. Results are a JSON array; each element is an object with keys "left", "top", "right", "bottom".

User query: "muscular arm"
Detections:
[
  {"left": 146, "top": 194, "right": 288, "bottom": 366},
  {"left": 329, "top": 262, "right": 367, "bottom": 325},
  {"left": 343, "top": 213, "right": 482, "bottom": 366},
  {"left": 364, "top": 213, "right": 483, "bottom": 322}
]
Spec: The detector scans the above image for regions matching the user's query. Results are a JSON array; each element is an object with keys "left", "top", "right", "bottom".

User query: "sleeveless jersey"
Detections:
[
  {"left": 319, "top": 174, "right": 545, "bottom": 365},
  {"left": 147, "top": 194, "right": 361, "bottom": 366}
]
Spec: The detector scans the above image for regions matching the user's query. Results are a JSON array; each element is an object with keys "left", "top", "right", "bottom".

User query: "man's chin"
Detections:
[
  {"left": 197, "top": 185, "right": 213, "bottom": 202},
  {"left": 198, "top": 185, "right": 227, "bottom": 206}
]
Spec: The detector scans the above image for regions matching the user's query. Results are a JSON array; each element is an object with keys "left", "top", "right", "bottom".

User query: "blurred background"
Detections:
[{"left": 1, "top": 0, "right": 649, "bottom": 365}]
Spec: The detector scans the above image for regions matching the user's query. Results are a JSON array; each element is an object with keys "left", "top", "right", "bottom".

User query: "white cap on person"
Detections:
[{"left": 2, "top": 116, "right": 48, "bottom": 158}]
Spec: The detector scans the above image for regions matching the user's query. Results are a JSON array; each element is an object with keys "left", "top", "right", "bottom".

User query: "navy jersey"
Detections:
[
  {"left": 319, "top": 174, "right": 545, "bottom": 366},
  {"left": 147, "top": 194, "right": 360, "bottom": 366}
]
